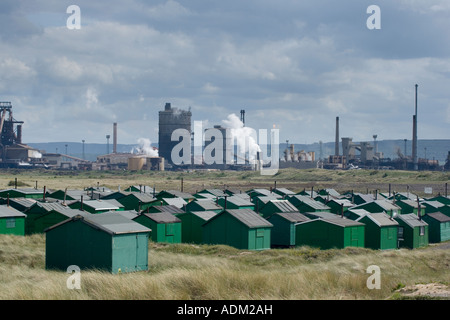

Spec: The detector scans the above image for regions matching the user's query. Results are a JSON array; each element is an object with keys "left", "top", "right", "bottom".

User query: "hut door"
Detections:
[
  {"left": 255, "top": 229, "right": 265, "bottom": 249},
  {"left": 165, "top": 223, "right": 175, "bottom": 243},
  {"left": 350, "top": 227, "right": 359, "bottom": 247}
]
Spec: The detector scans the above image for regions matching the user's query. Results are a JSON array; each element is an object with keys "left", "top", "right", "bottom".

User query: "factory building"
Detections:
[
  {"left": 158, "top": 103, "right": 191, "bottom": 166},
  {"left": 0, "top": 102, "right": 43, "bottom": 168}
]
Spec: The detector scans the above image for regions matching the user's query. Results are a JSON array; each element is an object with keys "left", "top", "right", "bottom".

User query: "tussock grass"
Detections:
[{"left": 0, "top": 234, "right": 448, "bottom": 300}]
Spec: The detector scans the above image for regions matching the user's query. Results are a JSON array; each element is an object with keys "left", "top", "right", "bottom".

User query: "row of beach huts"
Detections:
[{"left": 0, "top": 184, "right": 449, "bottom": 274}]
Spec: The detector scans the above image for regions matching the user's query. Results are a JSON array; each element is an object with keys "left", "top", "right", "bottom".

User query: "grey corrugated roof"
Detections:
[
  {"left": 301, "top": 211, "right": 365, "bottom": 227},
  {"left": 398, "top": 199, "right": 420, "bottom": 208},
  {"left": 162, "top": 197, "right": 187, "bottom": 209},
  {"left": 225, "top": 195, "right": 254, "bottom": 207},
  {"left": 198, "top": 189, "right": 228, "bottom": 197},
  {"left": 395, "top": 213, "right": 428, "bottom": 228},
  {"left": 374, "top": 200, "right": 402, "bottom": 211},
  {"left": 151, "top": 205, "right": 185, "bottom": 214},
  {"left": 31, "top": 202, "right": 70, "bottom": 213},
  {"left": 82, "top": 199, "right": 122, "bottom": 210},
  {"left": 256, "top": 195, "right": 283, "bottom": 204},
  {"left": 45, "top": 212, "right": 151, "bottom": 234},
  {"left": 129, "top": 193, "right": 156, "bottom": 203},
  {"left": 189, "top": 199, "right": 222, "bottom": 211},
  {"left": 328, "top": 199, "right": 353, "bottom": 207},
  {"left": 267, "top": 200, "right": 299, "bottom": 213},
  {"left": 421, "top": 201, "right": 445, "bottom": 209},
  {"left": 0, "top": 205, "right": 27, "bottom": 218},
  {"left": 80, "top": 213, "right": 151, "bottom": 234},
  {"left": 7, "top": 198, "right": 37, "bottom": 208},
  {"left": 357, "top": 212, "right": 399, "bottom": 227},
  {"left": 273, "top": 188, "right": 296, "bottom": 195},
  {"left": 0, "top": 188, "right": 44, "bottom": 195},
  {"left": 290, "top": 195, "right": 331, "bottom": 210},
  {"left": 273, "top": 212, "right": 310, "bottom": 223},
  {"left": 425, "top": 212, "right": 450, "bottom": 222},
  {"left": 347, "top": 208, "right": 374, "bottom": 218},
  {"left": 247, "top": 188, "right": 272, "bottom": 196},
  {"left": 226, "top": 209, "right": 273, "bottom": 228},
  {"left": 159, "top": 190, "right": 194, "bottom": 199},
  {"left": 50, "top": 207, "right": 84, "bottom": 218},
  {"left": 303, "top": 211, "right": 343, "bottom": 220},
  {"left": 190, "top": 211, "right": 217, "bottom": 221},
  {"left": 141, "top": 212, "right": 181, "bottom": 224},
  {"left": 116, "top": 210, "right": 140, "bottom": 220}
]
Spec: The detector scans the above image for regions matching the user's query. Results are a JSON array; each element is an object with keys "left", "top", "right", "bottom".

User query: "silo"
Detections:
[{"left": 158, "top": 103, "right": 192, "bottom": 165}]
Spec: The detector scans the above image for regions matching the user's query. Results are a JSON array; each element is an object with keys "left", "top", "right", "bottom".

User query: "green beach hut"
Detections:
[
  {"left": 0, "top": 205, "right": 26, "bottom": 236},
  {"left": 422, "top": 212, "right": 450, "bottom": 243},
  {"left": 258, "top": 199, "right": 299, "bottom": 218},
  {"left": 202, "top": 209, "right": 273, "bottom": 250},
  {"left": 45, "top": 213, "right": 151, "bottom": 274},
  {"left": 394, "top": 214, "right": 429, "bottom": 249},
  {"left": 176, "top": 211, "right": 217, "bottom": 244},
  {"left": 266, "top": 212, "right": 310, "bottom": 247},
  {"left": 295, "top": 214, "right": 365, "bottom": 249},
  {"left": 133, "top": 212, "right": 182, "bottom": 243},
  {"left": 185, "top": 199, "right": 223, "bottom": 214},
  {"left": 356, "top": 212, "right": 399, "bottom": 250},
  {"left": 288, "top": 195, "right": 331, "bottom": 213},
  {"left": 117, "top": 193, "right": 157, "bottom": 211},
  {"left": 218, "top": 195, "right": 255, "bottom": 210}
]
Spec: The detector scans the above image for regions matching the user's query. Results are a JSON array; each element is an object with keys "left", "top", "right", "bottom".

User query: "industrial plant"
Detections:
[{"left": 0, "top": 87, "right": 448, "bottom": 172}]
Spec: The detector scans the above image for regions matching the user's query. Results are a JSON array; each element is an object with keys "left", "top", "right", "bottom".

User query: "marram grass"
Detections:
[{"left": 0, "top": 234, "right": 448, "bottom": 300}]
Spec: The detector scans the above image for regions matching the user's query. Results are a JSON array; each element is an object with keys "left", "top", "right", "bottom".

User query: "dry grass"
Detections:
[
  {"left": 0, "top": 168, "right": 448, "bottom": 196},
  {"left": 0, "top": 234, "right": 449, "bottom": 300}
]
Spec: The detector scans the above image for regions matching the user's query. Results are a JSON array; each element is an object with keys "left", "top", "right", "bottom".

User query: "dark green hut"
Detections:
[
  {"left": 117, "top": 193, "right": 157, "bottom": 211},
  {"left": 266, "top": 212, "right": 310, "bottom": 247},
  {"left": 176, "top": 211, "right": 217, "bottom": 244},
  {"left": 218, "top": 196, "right": 255, "bottom": 210},
  {"left": 45, "top": 213, "right": 151, "bottom": 274},
  {"left": 185, "top": 199, "right": 223, "bottom": 214},
  {"left": 202, "top": 209, "right": 273, "bottom": 250},
  {"left": 422, "top": 212, "right": 450, "bottom": 243},
  {"left": 394, "top": 214, "right": 429, "bottom": 249},
  {"left": 0, "top": 188, "right": 47, "bottom": 199},
  {"left": 69, "top": 199, "right": 123, "bottom": 214},
  {"left": 288, "top": 195, "right": 331, "bottom": 213},
  {"left": 0, "top": 205, "right": 26, "bottom": 236},
  {"left": 258, "top": 199, "right": 299, "bottom": 218},
  {"left": 133, "top": 212, "right": 182, "bottom": 243},
  {"left": 356, "top": 212, "right": 399, "bottom": 250},
  {"left": 295, "top": 215, "right": 365, "bottom": 249}
]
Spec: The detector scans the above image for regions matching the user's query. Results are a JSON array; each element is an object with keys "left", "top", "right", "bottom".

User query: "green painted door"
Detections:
[
  {"left": 165, "top": 223, "right": 174, "bottom": 243},
  {"left": 255, "top": 228, "right": 264, "bottom": 249},
  {"left": 350, "top": 227, "right": 359, "bottom": 247}
]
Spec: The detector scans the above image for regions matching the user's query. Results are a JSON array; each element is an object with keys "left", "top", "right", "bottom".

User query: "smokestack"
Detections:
[
  {"left": 17, "top": 125, "right": 22, "bottom": 144},
  {"left": 113, "top": 122, "right": 117, "bottom": 154},
  {"left": 412, "top": 84, "right": 418, "bottom": 171},
  {"left": 335, "top": 117, "right": 340, "bottom": 156}
]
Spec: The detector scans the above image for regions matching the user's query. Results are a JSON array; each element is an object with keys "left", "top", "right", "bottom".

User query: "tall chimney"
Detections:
[
  {"left": 412, "top": 84, "right": 418, "bottom": 171},
  {"left": 17, "top": 125, "right": 22, "bottom": 144},
  {"left": 335, "top": 116, "right": 340, "bottom": 156},
  {"left": 113, "top": 122, "right": 117, "bottom": 154}
]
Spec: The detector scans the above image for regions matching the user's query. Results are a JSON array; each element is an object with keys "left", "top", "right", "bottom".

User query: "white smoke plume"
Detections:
[
  {"left": 132, "top": 138, "right": 159, "bottom": 157},
  {"left": 222, "top": 113, "right": 261, "bottom": 162}
]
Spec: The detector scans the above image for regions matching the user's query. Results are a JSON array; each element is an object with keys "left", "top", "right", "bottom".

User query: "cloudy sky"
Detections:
[{"left": 1, "top": 0, "right": 449, "bottom": 147}]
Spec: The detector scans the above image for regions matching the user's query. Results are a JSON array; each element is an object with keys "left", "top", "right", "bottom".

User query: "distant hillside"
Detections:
[{"left": 28, "top": 139, "right": 450, "bottom": 164}]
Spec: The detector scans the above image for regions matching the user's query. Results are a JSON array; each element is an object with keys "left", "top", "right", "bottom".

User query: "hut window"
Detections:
[
  {"left": 165, "top": 223, "right": 174, "bottom": 236},
  {"left": 419, "top": 226, "right": 425, "bottom": 236},
  {"left": 6, "top": 218, "right": 15, "bottom": 229},
  {"left": 256, "top": 229, "right": 264, "bottom": 238},
  {"left": 398, "top": 227, "right": 404, "bottom": 240}
]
